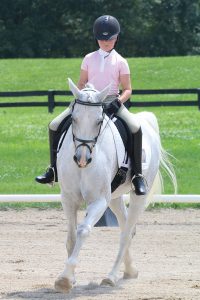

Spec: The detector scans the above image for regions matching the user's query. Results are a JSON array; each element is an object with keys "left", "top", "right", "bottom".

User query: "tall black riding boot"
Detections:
[
  {"left": 35, "top": 129, "right": 58, "bottom": 184},
  {"left": 130, "top": 128, "right": 147, "bottom": 195}
]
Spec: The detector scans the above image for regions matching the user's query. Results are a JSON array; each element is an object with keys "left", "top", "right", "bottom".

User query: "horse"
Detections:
[{"left": 54, "top": 78, "right": 177, "bottom": 293}]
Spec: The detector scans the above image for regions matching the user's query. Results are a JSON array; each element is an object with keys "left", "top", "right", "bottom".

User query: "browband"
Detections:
[{"left": 75, "top": 98, "right": 103, "bottom": 107}]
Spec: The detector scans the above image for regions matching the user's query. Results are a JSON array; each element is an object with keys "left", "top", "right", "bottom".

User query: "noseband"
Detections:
[{"left": 72, "top": 98, "right": 105, "bottom": 154}]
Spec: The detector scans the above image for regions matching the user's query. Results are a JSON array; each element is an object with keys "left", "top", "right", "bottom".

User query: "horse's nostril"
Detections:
[
  {"left": 73, "top": 153, "right": 92, "bottom": 168},
  {"left": 87, "top": 158, "right": 92, "bottom": 164},
  {"left": 74, "top": 145, "right": 92, "bottom": 167},
  {"left": 73, "top": 155, "right": 78, "bottom": 164}
]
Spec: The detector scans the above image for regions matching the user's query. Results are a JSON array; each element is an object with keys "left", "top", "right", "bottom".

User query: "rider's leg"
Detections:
[
  {"left": 117, "top": 105, "right": 146, "bottom": 195},
  {"left": 35, "top": 107, "right": 71, "bottom": 184},
  {"left": 35, "top": 129, "right": 58, "bottom": 184}
]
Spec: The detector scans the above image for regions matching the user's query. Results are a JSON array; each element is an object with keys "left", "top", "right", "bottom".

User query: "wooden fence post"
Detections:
[
  {"left": 48, "top": 90, "right": 55, "bottom": 113},
  {"left": 197, "top": 88, "right": 200, "bottom": 110}
]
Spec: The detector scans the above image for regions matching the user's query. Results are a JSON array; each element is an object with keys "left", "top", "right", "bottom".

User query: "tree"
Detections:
[{"left": 0, "top": 0, "right": 199, "bottom": 58}]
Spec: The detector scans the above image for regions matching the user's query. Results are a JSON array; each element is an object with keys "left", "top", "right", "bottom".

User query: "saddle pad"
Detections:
[
  {"left": 142, "top": 138, "right": 151, "bottom": 171},
  {"left": 103, "top": 115, "right": 152, "bottom": 172},
  {"left": 103, "top": 115, "right": 126, "bottom": 168}
]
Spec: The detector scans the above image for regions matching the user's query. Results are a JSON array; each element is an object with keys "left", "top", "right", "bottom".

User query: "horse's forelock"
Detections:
[
  {"left": 85, "top": 83, "right": 95, "bottom": 89},
  {"left": 81, "top": 84, "right": 100, "bottom": 103}
]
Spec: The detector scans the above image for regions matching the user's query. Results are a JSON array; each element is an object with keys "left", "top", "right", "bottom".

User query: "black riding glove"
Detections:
[{"left": 106, "top": 98, "right": 121, "bottom": 114}]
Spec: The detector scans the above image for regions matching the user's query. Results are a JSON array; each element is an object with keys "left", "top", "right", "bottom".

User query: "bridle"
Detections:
[{"left": 72, "top": 98, "right": 105, "bottom": 160}]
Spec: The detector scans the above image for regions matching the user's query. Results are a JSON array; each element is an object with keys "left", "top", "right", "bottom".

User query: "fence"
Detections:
[
  {"left": 0, "top": 88, "right": 200, "bottom": 113},
  {"left": 0, "top": 194, "right": 200, "bottom": 203}
]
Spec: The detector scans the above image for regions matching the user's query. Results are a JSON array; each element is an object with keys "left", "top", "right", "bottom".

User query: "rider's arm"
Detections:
[
  {"left": 118, "top": 74, "right": 132, "bottom": 104},
  {"left": 77, "top": 69, "right": 88, "bottom": 90}
]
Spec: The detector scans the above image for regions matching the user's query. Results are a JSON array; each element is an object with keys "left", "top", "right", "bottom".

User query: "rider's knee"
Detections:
[
  {"left": 49, "top": 119, "right": 59, "bottom": 131},
  {"left": 128, "top": 121, "right": 140, "bottom": 133},
  {"left": 117, "top": 106, "right": 140, "bottom": 133}
]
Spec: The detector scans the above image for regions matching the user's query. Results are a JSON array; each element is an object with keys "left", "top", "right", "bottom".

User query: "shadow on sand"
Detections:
[{"left": 5, "top": 281, "right": 124, "bottom": 300}]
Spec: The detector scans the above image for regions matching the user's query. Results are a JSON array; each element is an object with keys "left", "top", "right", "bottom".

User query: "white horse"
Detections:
[{"left": 55, "top": 78, "right": 177, "bottom": 293}]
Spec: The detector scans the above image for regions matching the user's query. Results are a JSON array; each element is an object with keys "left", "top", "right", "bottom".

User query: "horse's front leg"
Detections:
[
  {"left": 54, "top": 192, "right": 79, "bottom": 293},
  {"left": 101, "top": 192, "right": 146, "bottom": 286},
  {"left": 62, "top": 194, "right": 79, "bottom": 257},
  {"left": 55, "top": 196, "right": 108, "bottom": 293}
]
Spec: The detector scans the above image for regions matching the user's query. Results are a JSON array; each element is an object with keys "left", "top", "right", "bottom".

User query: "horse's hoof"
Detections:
[
  {"left": 123, "top": 268, "right": 138, "bottom": 279},
  {"left": 54, "top": 276, "right": 72, "bottom": 293},
  {"left": 100, "top": 277, "right": 116, "bottom": 287}
]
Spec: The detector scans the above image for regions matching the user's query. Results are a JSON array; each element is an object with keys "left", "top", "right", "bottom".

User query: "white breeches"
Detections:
[
  {"left": 49, "top": 107, "right": 71, "bottom": 131},
  {"left": 117, "top": 104, "right": 140, "bottom": 133}
]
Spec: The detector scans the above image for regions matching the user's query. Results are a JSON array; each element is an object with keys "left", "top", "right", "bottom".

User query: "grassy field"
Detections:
[
  {"left": 1, "top": 56, "right": 200, "bottom": 90},
  {"left": 0, "top": 56, "right": 200, "bottom": 204}
]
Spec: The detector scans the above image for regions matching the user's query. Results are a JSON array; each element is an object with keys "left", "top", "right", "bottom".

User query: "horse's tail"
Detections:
[
  {"left": 159, "top": 144, "right": 177, "bottom": 194},
  {"left": 137, "top": 111, "right": 177, "bottom": 205},
  {"left": 145, "top": 111, "right": 177, "bottom": 194},
  {"left": 144, "top": 113, "right": 177, "bottom": 206},
  {"left": 146, "top": 147, "right": 177, "bottom": 207},
  {"left": 145, "top": 171, "right": 162, "bottom": 207}
]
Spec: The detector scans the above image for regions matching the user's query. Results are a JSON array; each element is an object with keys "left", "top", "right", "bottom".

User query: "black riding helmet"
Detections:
[{"left": 93, "top": 15, "right": 120, "bottom": 40}]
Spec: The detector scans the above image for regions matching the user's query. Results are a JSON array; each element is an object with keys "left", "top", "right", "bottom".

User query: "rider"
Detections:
[{"left": 35, "top": 15, "right": 147, "bottom": 195}]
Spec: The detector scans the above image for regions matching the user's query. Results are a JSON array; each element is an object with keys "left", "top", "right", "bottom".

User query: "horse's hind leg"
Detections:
[
  {"left": 101, "top": 195, "right": 138, "bottom": 285},
  {"left": 101, "top": 192, "right": 146, "bottom": 286}
]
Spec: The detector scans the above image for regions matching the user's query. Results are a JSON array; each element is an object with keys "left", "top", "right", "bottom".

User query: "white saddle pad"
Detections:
[
  {"left": 106, "top": 116, "right": 126, "bottom": 168},
  {"left": 103, "top": 115, "right": 151, "bottom": 171},
  {"left": 142, "top": 139, "right": 151, "bottom": 171}
]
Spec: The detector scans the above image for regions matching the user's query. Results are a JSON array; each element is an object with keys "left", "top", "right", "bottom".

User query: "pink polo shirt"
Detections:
[{"left": 81, "top": 49, "right": 130, "bottom": 95}]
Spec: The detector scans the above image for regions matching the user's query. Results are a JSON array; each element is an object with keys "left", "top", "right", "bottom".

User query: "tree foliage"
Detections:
[{"left": 0, "top": 0, "right": 199, "bottom": 58}]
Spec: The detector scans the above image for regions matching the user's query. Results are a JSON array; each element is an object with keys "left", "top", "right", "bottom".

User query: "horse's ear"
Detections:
[
  {"left": 68, "top": 78, "right": 81, "bottom": 99},
  {"left": 98, "top": 83, "right": 111, "bottom": 102}
]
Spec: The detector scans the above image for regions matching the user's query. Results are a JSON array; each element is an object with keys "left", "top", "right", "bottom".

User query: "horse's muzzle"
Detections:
[{"left": 73, "top": 145, "right": 92, "bottom": 168}]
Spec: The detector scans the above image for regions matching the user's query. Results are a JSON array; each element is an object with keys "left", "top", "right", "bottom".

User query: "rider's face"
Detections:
[{"left": 98, "top": 38, "right": 117, "bottom": 52}]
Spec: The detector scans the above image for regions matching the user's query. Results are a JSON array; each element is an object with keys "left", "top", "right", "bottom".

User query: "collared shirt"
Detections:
[{"left": 81, "top": 49, "right": 130, "bottom": 95}]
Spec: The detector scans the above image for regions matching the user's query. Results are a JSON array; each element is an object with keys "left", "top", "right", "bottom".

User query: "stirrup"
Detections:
[
  {"left": 47, "top": 166, "right": 56, "bottom": 187},
  {"left": 131, "top": 174, "right": 147, "bottom": 195},
  {"left": 132, "top": 174, "right": 148, "bottom": 185},
  {"left": 132, "top": 173, "right": 145, "bottom": 181},
  {"left": 35, "top": 166, "right": 56, "bottom": 186}
]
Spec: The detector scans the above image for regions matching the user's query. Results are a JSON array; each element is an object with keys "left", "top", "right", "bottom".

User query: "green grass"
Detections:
[
  {"left": 0, "top": 56, "right": 200, "bottom": 209},
  {"left": 0, "top": 202, "right": 62, "bottom": 211},
  {"left": 147, "top": 202, "right": 200, "bottom": 210},
  {"left": 128, "top": 56, "right": 200, "bottom": 89},
  {"left": 0, "top": 58, "right": 82, "bottom": 91},
  {"left": 1, "top": 56, "right": 200, "bottom": 91}
]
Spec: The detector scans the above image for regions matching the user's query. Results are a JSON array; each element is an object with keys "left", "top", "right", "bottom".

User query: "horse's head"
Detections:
[{"left": 68, "top": 78, "right": 110, "bottom": 168}]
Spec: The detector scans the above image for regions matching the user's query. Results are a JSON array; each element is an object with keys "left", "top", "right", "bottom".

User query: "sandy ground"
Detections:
[{"left": 0, "top": 208, "right": 200, "bottom": 300}]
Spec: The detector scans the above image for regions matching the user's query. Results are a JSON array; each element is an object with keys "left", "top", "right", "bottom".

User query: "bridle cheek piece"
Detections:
[{"left": 72, "top": 98, "right": 105, "bottom": 159}]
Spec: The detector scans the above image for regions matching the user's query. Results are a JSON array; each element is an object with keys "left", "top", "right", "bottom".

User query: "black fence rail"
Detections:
[{"left": 0, "top": 88, "right": 200, "bottom": 113}]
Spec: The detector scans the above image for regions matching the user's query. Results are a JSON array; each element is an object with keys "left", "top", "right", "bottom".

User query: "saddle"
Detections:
[{"left": 57, "top": 114, "right": 132, "bottom": 193}]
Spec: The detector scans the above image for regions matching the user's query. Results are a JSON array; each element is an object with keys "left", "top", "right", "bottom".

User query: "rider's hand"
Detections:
[{"left": 106, "top": 98, "right": 122, "bottom": 114}]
